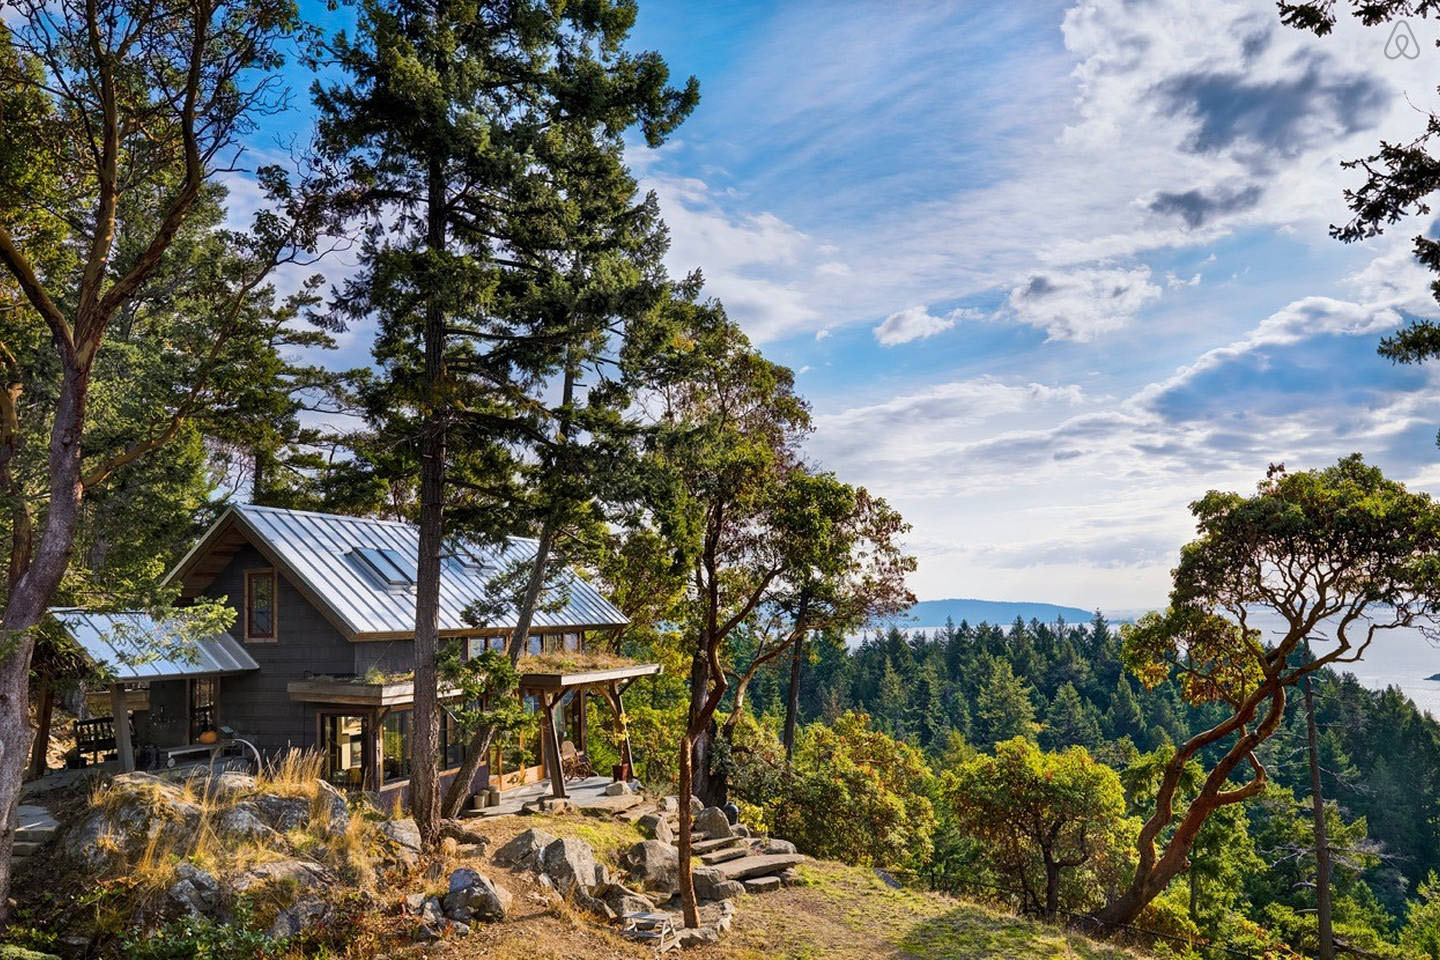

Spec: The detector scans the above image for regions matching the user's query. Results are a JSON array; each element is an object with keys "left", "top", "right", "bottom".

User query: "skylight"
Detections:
[{"left": 352, "top": 547, "right": 415, "bottom": 586}]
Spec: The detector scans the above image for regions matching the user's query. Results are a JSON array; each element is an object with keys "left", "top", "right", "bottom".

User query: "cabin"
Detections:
[{"left": 40, "top": 504, "right": 660, "bottom": 810}]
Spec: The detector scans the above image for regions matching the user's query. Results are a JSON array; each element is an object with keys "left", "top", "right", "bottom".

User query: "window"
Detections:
[
  {"left": 189, "top": 678, "right": 217, "bottom": 741},
  {"left": 380, "top": 706, "right": 468, "bottom": 784},
  {"left": 245, "top": 569, "right": 276, "bottom": 641},
  {"left": 321, "top": 713, "right": 369, "bottom": 789}
]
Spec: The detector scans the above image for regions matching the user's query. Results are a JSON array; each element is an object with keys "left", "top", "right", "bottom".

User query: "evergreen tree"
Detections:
[
  {"left": 974, "top": 657, "right": 1037, "bottom": 748},
  {"left": 1041, "top": 682, "right": 1103, "bottom": 751}
]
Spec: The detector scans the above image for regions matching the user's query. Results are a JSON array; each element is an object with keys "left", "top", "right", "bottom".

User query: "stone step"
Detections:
[
  {"left": 744, "top": 876, "right": 783, "bottom": 894},
  {"left": 14, "top": 828, "right": 55, "bottom": 843},
  {"left": 710, "top": 854, "right": 807, "bottom": 882},
  {"left": 699, "top": 846, "right": 747, "bottom": 866},
  {"left": 690, "top": 836, "right": 744, "bottom": 854},
  {"left": 12, "top": 841, "right": 42, "bottom": 857}
]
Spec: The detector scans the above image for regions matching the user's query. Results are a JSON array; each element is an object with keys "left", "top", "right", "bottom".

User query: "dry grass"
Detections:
[
  {"left": 517, "top": 649, "right": 639, "bottom": 675},
  {"left": 256, "top": 748, "right": 328, "bottom": 798},
  {"left": 332, "top": 816, "right": 1150, "bottom": 960}
]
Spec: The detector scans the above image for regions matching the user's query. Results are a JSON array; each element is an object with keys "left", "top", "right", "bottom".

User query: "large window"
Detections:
[
  {"left": 244, "top": 568, "right": 276, "bottom": 641},
  {"left": 380, "top": 706, "right": 468, "bottom": 784},
  {"left": 321, "top": 713, "right": 369, "bottom": 789}
]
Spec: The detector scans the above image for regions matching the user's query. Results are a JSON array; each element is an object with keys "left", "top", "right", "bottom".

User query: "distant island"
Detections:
[
  {"left": 897, "top": 598, "right": 1098, "bottom": 628},
  {"left": 1427, "top": 673, "right": 1440, "bottom": 682}
]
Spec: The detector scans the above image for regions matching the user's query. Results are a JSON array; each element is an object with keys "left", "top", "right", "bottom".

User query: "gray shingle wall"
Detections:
[{"left": 205, "top": 545, "right": 355, "bottom": 755}]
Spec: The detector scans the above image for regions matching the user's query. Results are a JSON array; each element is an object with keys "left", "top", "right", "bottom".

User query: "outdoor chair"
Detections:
[{"left": 621, "top": 911, "right": 679, "bottom": 953}]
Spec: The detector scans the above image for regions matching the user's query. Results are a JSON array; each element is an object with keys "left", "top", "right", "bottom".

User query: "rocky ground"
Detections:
[{"left": 7, "top": 772, "right": 1146, "bottom": 960}]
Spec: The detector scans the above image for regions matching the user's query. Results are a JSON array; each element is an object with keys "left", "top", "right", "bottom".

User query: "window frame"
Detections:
[{"left": 244, "top": 568, "right": 278, "bottom": 642}]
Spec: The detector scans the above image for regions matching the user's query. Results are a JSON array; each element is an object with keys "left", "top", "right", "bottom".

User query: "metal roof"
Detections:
[
  {"left": 50, "top": 608, "right": 260, "bottom": 682},
  {"left": 172, "top": 504, "right": 628, "bottom": 640}
]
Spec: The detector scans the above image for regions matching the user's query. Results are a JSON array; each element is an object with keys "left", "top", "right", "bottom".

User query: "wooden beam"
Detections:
[
  {"left": 610, "top": 681, "right": 635, "bottom": 775},
  {"left": 111, "top": 683, "right": 135, "bottom": 773},
  {"left": 539, "top": 693, "right": 567, "bottom": 800},
  {"left": 28, "top": 677, "right": 54, "bottom": 780}
]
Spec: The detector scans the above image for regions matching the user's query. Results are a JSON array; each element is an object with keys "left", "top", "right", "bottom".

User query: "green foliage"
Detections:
[
  {"left": 118, "top": 905, "right": 277, "bottom": 960},
  {"left": 770, "top": 712, "right": 936, "bottom": 872},
  {"left": 974, "top": 657, "right": 1038, "bottom": 747},
  {"left": 949, "top": 738, "right": 1137, "bottom": 917}
]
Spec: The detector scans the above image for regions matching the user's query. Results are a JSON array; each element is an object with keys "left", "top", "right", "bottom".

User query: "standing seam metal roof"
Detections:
[
  {"left": 49, "top": 608, "right": 261, "bottom": 682},
  {"left": 206, "top": 504, "right": 628, "bottom": 639}
]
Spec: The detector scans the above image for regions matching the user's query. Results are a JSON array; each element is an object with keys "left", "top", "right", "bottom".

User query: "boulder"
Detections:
[
  {"left": 442, "top": 867, "right": 512, "bottom": 922},
  {"left": 167, "top": 862, "right": 220, "bottom": 918},
  {"left": 403, "top": 892, "right": 427, "bottom": 913},
  {"left": 313, "top": 780, "right": 350, "bottom": 833},
  {"left": 760, "top": 838, "right": 797, "bottom": 855},
  {"left": 596, "top": 882, "right": 655, "bottom": 917},
  {"left": 744, "top": 875, "right": 783, "bottom": 894},
  {"left": 732, "top": 823, "right": 751, "bottom": 838},
  {"left": 59, "top": 780, "right": 201, "bottom": 870},
  {"left": 232, "top": 858, "right": 328, "bottom": 895},
  {"left": 692, "top": 866, "right": 744, "bottom": 902},
  {"left": 679, "top": 926, "right": 720, "bottom": 947},
  {"left": 603, "top": 780, "right": 636, "bottom": 797},
  {"left": 252, "top": 793, "right": 312, "bottom": 832},
  {"left": 215, "top": 803, "right": 277, "bottom": 842},
  {"left": 201, "top": 771, "right": 257, "bottom": 800},
  {"left": 620, "top": 839, "right": 680, "bottom": 895},
  {"left": 636, "top": 812, "right": 673, "bottom": 844},
  {"left": 492, "top": 828, "right": 558, "bottom": 871},
  {"left": 440, "top": 819, "right": 490, "bottom": 848},
  {"left": 381, "top": 818, "right": 423, "bottom": 868},
  {"left": 694, "top": 806, "right": 732, "bottom": 840},
  {"left": 268, "top": 898, "right": 333, "bottom": 939},
  {"left": 540, "top": 836, "right": 598, "bottom": 897}
]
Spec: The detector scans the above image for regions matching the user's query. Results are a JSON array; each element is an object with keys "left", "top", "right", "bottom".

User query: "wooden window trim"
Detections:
[{"left": 244, "top": 568, "right": 277, "bottom": 642}]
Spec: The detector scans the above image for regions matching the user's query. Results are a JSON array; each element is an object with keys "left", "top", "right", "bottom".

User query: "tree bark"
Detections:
[
  {"left": 1095, "top": 684, "right": 1287, "bottom": 930},
  {"left": 783, "top": 628, "right": 805, "bottom": 762},
  {"left": 1306, "top": 674, "right": 1335, "bottom": 960},
  {"left": 677, "top": 728, "right": 699, "bottom": 927},
  {"left": 410, "top": 148, "right": 448, "bottom": 849}
]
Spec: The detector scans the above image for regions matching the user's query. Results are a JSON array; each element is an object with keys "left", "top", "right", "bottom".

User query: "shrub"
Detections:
[{"left": 770, "top": 712, "right": 937, "bottom": 872}]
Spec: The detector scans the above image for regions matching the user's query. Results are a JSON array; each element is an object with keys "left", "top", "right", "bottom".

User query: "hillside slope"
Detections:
[
  {"left": 406, "top": 812, "right": 1140, "bottom": 960},
  {"left": 900, "top": 598, "right": 1096, "bottom": 628}
]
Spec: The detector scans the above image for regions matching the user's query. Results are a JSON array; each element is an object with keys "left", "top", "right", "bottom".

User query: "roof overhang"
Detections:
[
  {"left": 518, "top": 662, "right": 663, "bottom": 691},
  {"left": 50, "top": 608, "right": 261, "bottom": 683},
  {"left": 286, "top": 677, "right": 467, "bottom": 707}
]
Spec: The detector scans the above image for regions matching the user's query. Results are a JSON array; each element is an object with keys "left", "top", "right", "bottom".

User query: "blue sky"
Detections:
[{"left": 246, "top": 0, "right": 1440, "bottom": 612}]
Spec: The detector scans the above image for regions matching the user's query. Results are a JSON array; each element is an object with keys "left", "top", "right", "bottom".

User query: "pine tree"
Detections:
[
  {"left": 974, "top": 657, "right": 1037, "bottom": 748},
  {"left": 1041, "top": 682, "right": 1103, "bottom": 751}
]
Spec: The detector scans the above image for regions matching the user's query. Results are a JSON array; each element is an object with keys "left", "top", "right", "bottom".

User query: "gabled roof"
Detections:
[
  {"left": 164, "top": 504, "right": 628, "bottom": 641},
  {"left": 50, "top": 608, "right": 260, "bottom": 682}
]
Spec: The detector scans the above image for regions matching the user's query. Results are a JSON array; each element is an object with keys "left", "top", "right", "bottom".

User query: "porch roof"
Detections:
[
  {"left": 286, "top": 675, "right": 464, "bottom": 707},
  {"left": 518, "top": 661, "right": 663, "bottom": 691},
  {"left": 50, "top": 608, "right": 260, "bottom": 683}
]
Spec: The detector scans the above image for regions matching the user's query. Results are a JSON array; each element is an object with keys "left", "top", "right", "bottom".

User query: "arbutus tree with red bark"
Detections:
[
  {"left": 0, "top": 0, "right": 323, "bottom": 918},
  {"left": 632, "top": 302, "right": 912, "bottom": 928},
  {"left": 1093, "top": 454, "right": 1440, "bottom": 930}
]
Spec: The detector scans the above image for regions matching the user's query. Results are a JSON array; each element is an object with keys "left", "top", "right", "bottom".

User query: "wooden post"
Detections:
[
  {"left": 28, "top": 678, "right": 54, "bottom": 780},
  {"left": 540, "top": 693, "right": 567, "bottom": 799},
  {"left": 606, "top": 681, "right": 635, "bottom": 775},
  {"left": 110, "top": 684, "right": 134, "bottom": 773}
]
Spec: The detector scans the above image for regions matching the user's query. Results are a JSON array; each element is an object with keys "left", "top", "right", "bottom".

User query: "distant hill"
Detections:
[{"left": 896, "top": 598, "right": 1097, "bottom": 628}]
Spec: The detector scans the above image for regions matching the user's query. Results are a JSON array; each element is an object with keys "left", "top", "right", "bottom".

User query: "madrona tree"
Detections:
[
  {"left": 1094, "top": 455, "right": 1440, "bottom": 928},
  {"left": 0, "top": 0, "right": 317, "bottom": 915},
  {"left": 633, "top": 302, "right": 913, "bottom": 927}
]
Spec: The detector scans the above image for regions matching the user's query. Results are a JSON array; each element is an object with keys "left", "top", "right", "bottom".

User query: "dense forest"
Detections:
[{"left": 601, "top": 612, "right": 1440, "bottom": 958}]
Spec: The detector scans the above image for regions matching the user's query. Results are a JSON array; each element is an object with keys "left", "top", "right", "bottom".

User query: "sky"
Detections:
[{"left": 244, "top": 0, "right": 1440, "bottom": 614}]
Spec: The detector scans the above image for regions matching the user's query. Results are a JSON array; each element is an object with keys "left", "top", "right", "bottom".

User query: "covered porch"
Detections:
[
  {"left": 517, "top": 658, "right": 663, "bottom": 800},
  {"left": 285, "top": 657, "right": 662, "bottom": 808},
  {"left": 39, "top": 609, "right": 261, "bottom": 775}
]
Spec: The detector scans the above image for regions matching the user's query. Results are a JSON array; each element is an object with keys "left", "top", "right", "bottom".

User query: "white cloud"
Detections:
[
  {"left": 1004, "top": 266, "right": 1163, "bottom": 341},
  {"left": 874, "top": 305, "right": 957, "bottom": 346}
]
